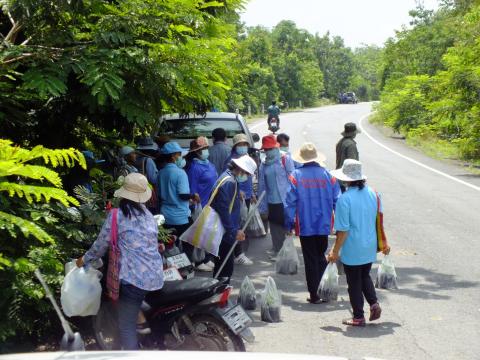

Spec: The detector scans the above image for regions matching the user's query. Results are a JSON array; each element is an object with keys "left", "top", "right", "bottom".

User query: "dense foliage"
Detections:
[{"left": 375, "top": 0, "right": 480, "bottom": 160}]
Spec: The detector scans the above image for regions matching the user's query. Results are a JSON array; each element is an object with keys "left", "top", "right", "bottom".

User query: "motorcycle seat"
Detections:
[{"left": 145, "top": 277, "right": 221, "bottom": 307}]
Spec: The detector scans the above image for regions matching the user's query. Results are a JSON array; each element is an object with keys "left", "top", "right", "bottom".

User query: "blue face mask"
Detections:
[
  {"left": 236, "top": 146, "right": 248, "bottom": 155},
  {"left": 236, "top": 174, "right": 248, "bottom": 183},
  {"left": 280, "top": 146, "right": 289, "bottom": 153},
  {"left": 200, "top": 149, "right": 209, "bottom": 160},
  {"left": 266, "top": 148, "right": 280, "bottom": 160},
  {"left": 175, "top": 157, "right": 186, "bottom": 168}
]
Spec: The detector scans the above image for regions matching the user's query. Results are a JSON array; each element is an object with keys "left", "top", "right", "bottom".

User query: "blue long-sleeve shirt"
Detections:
[
  {"left": 257, "top": 155, "right": 294, "bottom": 214},
  {"left": 210, "top": 171, "right": 240, "bottom": 246},
  {"left": 285, "top": 163, "right": 341, "bottom": 236},
  {"left": 186, "top": 159, "right": 218, "bottom": 208},
  {"left": 136, "top": 155, "right": 158, "bottom": 185}
]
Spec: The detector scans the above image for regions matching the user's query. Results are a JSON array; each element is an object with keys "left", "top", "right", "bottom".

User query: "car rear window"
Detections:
[{"left": 160, "top": 118, "right": 244, "bottom": 138}]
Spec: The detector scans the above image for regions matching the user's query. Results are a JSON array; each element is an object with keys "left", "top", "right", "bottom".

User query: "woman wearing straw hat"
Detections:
[
  {"left": 76, "top": 173, "right": 164, "bottom": 349},
  {"left": 328, "top": 159, "right": 390, "bottom": 326},
  {"left": 285, "top": 143, "right": 341, "bottom": 304},
  {"left": 186, "top": 136, "right": 218, "bottom": 271}
]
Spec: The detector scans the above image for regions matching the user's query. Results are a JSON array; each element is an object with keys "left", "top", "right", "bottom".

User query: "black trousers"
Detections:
[
  {"left": 299, "top": 235, "right": 329, "bottom": 298},
  {"left": 213, "top": 240, "right": 235, "bottom": 283},
  {"left": 343, "top": 263, "right": 378, "bottom": 319},
  {"left": 269, "top": 203, "right": 286, "bottom": 253}
]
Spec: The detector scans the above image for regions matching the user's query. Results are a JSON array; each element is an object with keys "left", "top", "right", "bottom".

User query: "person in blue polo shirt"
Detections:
[
  {"left": 285, "top": 143, "right": 341, "bottom": 304},
  {"left": 157, "top": 142, "right": 199, "bottom": 243}
]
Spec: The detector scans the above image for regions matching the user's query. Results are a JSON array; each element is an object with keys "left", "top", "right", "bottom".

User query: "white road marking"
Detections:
[{"left": 358, "top": 113, "right": 480, "bottom": 192}]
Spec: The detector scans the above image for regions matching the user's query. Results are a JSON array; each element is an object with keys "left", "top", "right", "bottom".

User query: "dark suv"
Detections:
[{"left": 339, "top": 92, "right": 358, "bottom": 104}]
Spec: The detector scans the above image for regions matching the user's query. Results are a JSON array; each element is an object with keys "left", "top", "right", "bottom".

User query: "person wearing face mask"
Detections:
[
  {"left": 277, "top": 133, "right": 290, "bottom": 154},
  {"left": 157, "top": 142, "right": 199, "bottom": 241},
  {"left": 258, "top": 135, "right": 295, "bottom": 257},
  {"left": 223, "top": 133, "right": 257, "bottom": 266},
  {"left": 211, "top": 155, "right": 257, "bottom": 282}
]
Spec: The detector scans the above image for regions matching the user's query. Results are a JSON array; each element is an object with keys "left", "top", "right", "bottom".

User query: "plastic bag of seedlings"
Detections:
[
  {"left": 275, "top": 236, "right": 299, "bottom": 275},
  {"left": 375, "top": 255, "right": 398, "bottom": 289},
  {"left": 246, "top": 208, "right": 267, "bottom": 238},
  {"left": 238, "top": 276, "right": 257, "bottom": 310},
  {"left": 240, "top": 198, "right": 248, "bottom": 226},
  {"left": 260, "top": 276, "right": 282, "bottom": 323},
  {"left": 317, "top": 262, "right": 339, "bottom": 302}
]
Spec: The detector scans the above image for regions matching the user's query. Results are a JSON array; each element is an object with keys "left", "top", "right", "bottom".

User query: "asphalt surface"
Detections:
[{"left": 227, "top": 103, "right": 480, "bottom": 360}]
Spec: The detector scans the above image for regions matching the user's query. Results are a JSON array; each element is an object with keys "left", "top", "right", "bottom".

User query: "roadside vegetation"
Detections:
[{"left": 374, "top": 0, "right": 480, "bottom": 165}]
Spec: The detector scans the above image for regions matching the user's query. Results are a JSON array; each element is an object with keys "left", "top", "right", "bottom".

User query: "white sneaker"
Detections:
[
  {"left": 205, "top": 261, "right": 215, "bottom": 269},
  {"left": 196, "top": 263, "right": 213, "bottom": 272},
  {"left": 234, "top": 253, "right": 253, "bottom": 266}
]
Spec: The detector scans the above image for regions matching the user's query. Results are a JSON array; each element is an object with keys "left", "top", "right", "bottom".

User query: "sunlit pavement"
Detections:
[{"left": 225, "top": 103, "right": 480, "bottom": 360}]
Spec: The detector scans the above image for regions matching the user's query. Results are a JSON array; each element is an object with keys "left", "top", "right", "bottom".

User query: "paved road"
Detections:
[{"left": 229, "top": 103, "right": 480, "bottom": 359}]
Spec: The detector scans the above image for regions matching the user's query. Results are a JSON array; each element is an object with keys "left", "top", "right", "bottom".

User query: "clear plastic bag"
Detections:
[
  {"left": 246, "top": 208, "right": 267, "bottom": 238},
  {"left": 375, "top": 255, "right": 398, "bottom": 289},
  {"left": 260, "top": 276, "right": 282, "bottom": 322},
  {"left": 317, "top": 262, "right": 339, "bottom": 302},
  {"left": 240, "top": 198, "right": 248, "bottom": 226},
  {"left": 191, "top": 204, "right": 202, "bottom": 222},
  {"left": 275, "top": 236, "right": 299, "bottom": 275},
  {"left": 238, "top": 276, "right": 257, "bottom": 310},
  {"left": 61, "top": 262, "right": 102, "bottom": 317}
]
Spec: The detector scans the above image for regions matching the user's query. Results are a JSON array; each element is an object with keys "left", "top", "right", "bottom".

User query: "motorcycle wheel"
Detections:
[
  {"left": 93, "top": 302, "right": 120, "bottom": 350},
  {"left": 188, "top": 314, "right": 246, "bottom": 352}
]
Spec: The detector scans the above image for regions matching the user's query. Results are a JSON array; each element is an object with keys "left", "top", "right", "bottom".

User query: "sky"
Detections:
[{"left": 240, "top": 0, "right": 440, "bottom": 48}]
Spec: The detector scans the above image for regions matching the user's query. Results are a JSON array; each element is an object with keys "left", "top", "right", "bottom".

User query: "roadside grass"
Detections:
[{"left": 368, "top": 113, "right": 480, "bottom": 175}]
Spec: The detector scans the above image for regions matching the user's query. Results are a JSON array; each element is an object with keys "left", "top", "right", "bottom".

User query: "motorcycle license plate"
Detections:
[
  {"left": 166, "top": 253, "right": 191, "bottom": 269},
  {"left": 221, "top": 305, "right": 252, "bottom": 335}
]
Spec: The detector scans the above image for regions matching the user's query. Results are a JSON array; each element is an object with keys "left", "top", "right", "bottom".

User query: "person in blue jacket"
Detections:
[
  {"left": 212, "top": 155, "right": 257, "bottom": 282},
  {"left": 258, "top": 134, "right": 295, "bottom": 256},
  {"left": 285, "top": 143, "right": 341, "bottom": 304},
  {"left": 223, "top": 133, "right": 256, "bottom": 266},
  {"left": 186, "top": 136, "right": 218, "bottom": 272}
]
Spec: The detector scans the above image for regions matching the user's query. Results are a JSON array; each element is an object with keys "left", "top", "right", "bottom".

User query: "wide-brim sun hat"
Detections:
[
  {"left": 189, "top": 136, "right": 209, "bottom": 153},
  {"left": 233, "top": 133, "right": 250, "bottom": 147},
  {"left": 330, "top": 159, "right": 367, "bottom": 182},
  {"left": 293, "top": 142, "right": 327, "bottom": 166},
  {"left": 160, "top": 141, "right": 188, "bottom": 156},
  {"left": 232, "top": 155, "right": 257, "bottom": 175},
  {"left": 119, "top": 146, "right": 135, "bottom": 157},
  {"left": 136, "top": 136, "right": 159, "bottom": 151},
  {"left": 261, "top": 134, "right": 280, "bottom": 150},
  {"left": 114, "top": 173, "right": 152, "bottom": 203},
  {"left": 341, "top": 122, "right": 361, "bottom": 137}
]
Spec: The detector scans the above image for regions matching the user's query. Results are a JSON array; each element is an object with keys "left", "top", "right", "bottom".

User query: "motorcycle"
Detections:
[
  {"left": 268, "top": 116, "right": 279, "bottom": 134},
  {"left": 93, "top": 276, "right": 253, "bottom": 351}
]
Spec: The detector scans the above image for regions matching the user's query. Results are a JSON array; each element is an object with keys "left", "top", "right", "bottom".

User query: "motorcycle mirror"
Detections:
[
  {"left": 34, "top": 269, "right": 86, "bottom": 352},
  {"left": 252, "top": 133, "right": 260, "bottom": 143}
]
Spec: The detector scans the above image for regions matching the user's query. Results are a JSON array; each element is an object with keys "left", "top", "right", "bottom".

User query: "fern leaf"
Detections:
[
  {"left": 0, "top": 162, "right": 63, "bottom": 188},
  {"left": 0, "top": 211, "right": 54, "bottom": 244},
  {"left": 0, "top": 182, "right": 79, "bottom": 206}
]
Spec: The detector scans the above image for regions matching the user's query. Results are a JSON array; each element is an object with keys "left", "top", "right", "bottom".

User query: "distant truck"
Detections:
[{"left": 338, "top": 92, "right": 358, "bottom": 104}]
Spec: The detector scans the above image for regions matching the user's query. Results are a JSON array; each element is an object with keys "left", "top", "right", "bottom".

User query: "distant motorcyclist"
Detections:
[{"left": 267, "top": 101, "right": 281, "bottom": 130}]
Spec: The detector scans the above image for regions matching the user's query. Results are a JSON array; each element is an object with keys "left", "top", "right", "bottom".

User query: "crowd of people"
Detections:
[{"left": 76, "top": 121, "right": 391, "bottom": 349}]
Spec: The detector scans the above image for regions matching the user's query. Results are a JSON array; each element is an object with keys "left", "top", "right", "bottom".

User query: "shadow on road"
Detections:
[
  {"left": 387, "top": 266, "right": 478, "bottom": 300},
  {"left": 320, "top": 321, "right": 401, "bottom": 338}
]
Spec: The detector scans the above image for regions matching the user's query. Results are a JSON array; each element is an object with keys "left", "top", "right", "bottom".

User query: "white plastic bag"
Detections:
[
  {"left": 238, "top": 276, "right": 257, "bottom": 310},
  {"left": 61, "top": 262, "right": 102, "bottom": 317},
  {"left": 275, "top": 236, "right": 299, "bottom": 275},
  {"left": 240, "top": 198, "right": 248, "bottom": 226},
  {"left": 260, "top": 276, "right": 282, "bottom": 322},
  {"left": 317, "top": 262, "right": 339, "bottom": 302},
  {"left": 375, "top": 255, "right": 398, "bottom": 289},
  {"left": 246, "top": 208, "right": 266, "bottom": 237}
]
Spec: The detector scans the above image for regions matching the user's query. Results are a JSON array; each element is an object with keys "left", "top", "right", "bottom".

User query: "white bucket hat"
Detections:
[
  {"left": 331, "top": 159, "right": 367, "bottom": 182},
  {"left": 293, "top": 142, "right": 326, "bottom": 166},
  {"left": 114, "top": 173, "right": 152, "bottom": 203},
  {"left": 232, "top": 155, "right": 257, "bottom": 175}
]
